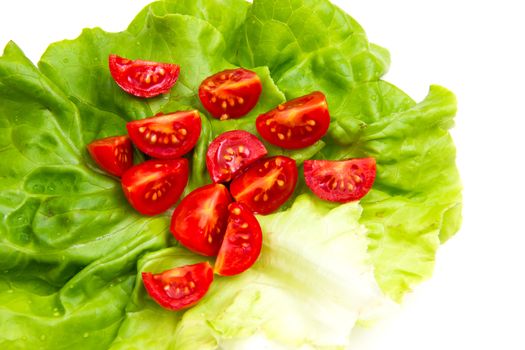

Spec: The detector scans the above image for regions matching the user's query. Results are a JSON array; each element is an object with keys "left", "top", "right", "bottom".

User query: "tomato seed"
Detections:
[{"left": 232, "top": 207, "right": 241, "bottom": 215}]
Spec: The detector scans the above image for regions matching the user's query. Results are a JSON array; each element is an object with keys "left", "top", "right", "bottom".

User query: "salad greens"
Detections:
[{"left": 0, "top": 0, "right": 461, "bottom": 348}]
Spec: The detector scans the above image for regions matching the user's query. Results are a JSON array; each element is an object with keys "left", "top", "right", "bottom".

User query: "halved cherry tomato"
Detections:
[
  {"left": 87, "top": 135, "right": 133, "bottom": 177},
  {"left": 230, "top": 156, "right": 298, "bottom": 215},
  {"left": 214, "top": 203, "right": 263, "bottom": 276},
  {"left": 170, "top": 184, "right": 232, "bottom": 256},
  {"left": 304, "top": 158, "right": 376, "bottom": 203},
  {"left": 109, "top": 54, "right": 180, "bottom": 98},
  {"left": 199, "top": 68, "right": 262, "bottom": 120},
  {"left": 127, "top": 110, "right": 201, "bottom": 159},
  {"left": 256, "top": 91, "right": 330, "bottom": 149},
  {"left": 121, "top": 158, "right": 188, "bottom": 215},
  {"left": 142, "top": 262, "right": 213, "bottom": 311},
  {"left": 206, "top": 130, "right": 267, "bottom": 183}
]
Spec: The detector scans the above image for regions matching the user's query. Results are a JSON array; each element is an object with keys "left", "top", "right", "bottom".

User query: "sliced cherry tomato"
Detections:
[
  {"left": 214, "top": 203, "right": 263, "bottom": 276},
  {"left": 198, "top": 68, "right": 262, "bottom": 120},
  {"left": 87, "top": 135, "right": 133, "bottom": 177},
  {"left": 108, "top": 54, "right": 180, "bottom": 98},
  {"left": 170, "top": 184, "right": 232, "bottom": 256},
  {"left": 127, "top": 110, "right": 201, "bottom": 159},
  {"left": 142, "top": 262, "right": 213, "bottom": 311},
  {"left": 206, "top": 130, "right": 267, "bottom": 183},
  {"left": 230, "top": 156, "right": 298, "bottom": 215},
  {"left": 121, "top": 158, "right": 188, "bottom": 215},
  {"left": 256, "top": 91, "right": 330, "bottom": 149},
  {"left": 304, "top": 158, "right": 376, "bottom": 203}
]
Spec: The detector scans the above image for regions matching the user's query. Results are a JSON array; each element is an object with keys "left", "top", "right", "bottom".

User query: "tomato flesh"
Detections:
[
  {"left": 214, "top": 203, "right": 263, "bottom": 276},
  {"left": 142, "top": 262, "right": 213, "bottom": 311},
  {"left": 109, "top": 54, "right": 180, "bottom": 98},
  {"left": 87, "top": 135, "right": 133, "bottom": 177},
  {"left": 121, "top": 158, "right": 188, "bottom": 215},
  {"left": 256, "top": 91, "right": 330, "bottom": 149},
  {"left": 304, "top": 158, "right": 376, "bottom": 203},
  {"left": 127, "top": 110, "right": 201, "bottom": 159},
  {"left": 230, "top": 156, "right": 298, "bottom": 215},
  {"left": 199, "top": 68, "right": 262, "bottom": 120},
  {"left": 170, "top": 184, "right": 232, "bottom": 256},
  {"left": 206, "top": 130, "right": 267, "bottom": 183}
]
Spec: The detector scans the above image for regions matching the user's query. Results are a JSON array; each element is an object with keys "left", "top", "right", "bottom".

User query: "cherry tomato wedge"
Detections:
[
  {"left": 142, "top": 262, "right": 213, "bottom": 311},
  {"left": 127, "top": 110, "right": 201, "bottom": 159},
  {"left": 304, "top": 158, "right": 376, "bottom": 203},
  {"left": 121, "top": 158, "right": 188, "bottom": 215},
  {"left": 170, "top": 184, "right": 232, "bottom": 256},
  {"left": 87, "top": 135, "right": 133, "bottom": 177},
  {"left": 256, "top": 91, "right": 330, "bottom": 149},
  {"left": 108, "top": 54, "right": 180, "bottom": 98},
  {"left": 206, "top": 130, "right": 267, "bottom": 183},
  {"left": 230, "top": 156, "right": 298, "bottom": 215},
  {"left": 214, "top": 203, "right": 263, "bottom": 276},
  {"left": 199, "top": 68, "right": 262, "bottom": 120}
]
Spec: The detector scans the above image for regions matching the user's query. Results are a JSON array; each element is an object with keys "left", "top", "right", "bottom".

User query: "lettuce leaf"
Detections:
[
  {"left": 0, "top": 0, "right": 461, "bottom": 347},
  {"left": 109, "top": 195, "right": 394, "bottom": 350}
]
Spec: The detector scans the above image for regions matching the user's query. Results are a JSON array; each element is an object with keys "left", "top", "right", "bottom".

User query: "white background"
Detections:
[{"left": 1, "top": 1, "right": 524, "bottom": 349}]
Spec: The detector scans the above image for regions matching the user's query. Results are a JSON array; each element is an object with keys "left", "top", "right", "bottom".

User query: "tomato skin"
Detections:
[
  {"left": 304, "top": 158, "right": 376, "bottom": 203},
  {"left": 214, "top": 203, "right": 263, "bottom": 276},
  {"left": 206, "top": 130, "right": 267, "bottom": 183},
  {"left": 108, "top": 54, "right": 180, "bottom": 98},
  {"left": 127, "top": 110, "right": 201, "bottom": 159},
  {"left": 142, "top": 262, "right": 213, "bottom": 311},
  {"left": 87, "top": 135, "right": 133, "bottom": 177},
  {"left": 121, "top": 158, "right": 188, "bottom": 215},
  {"left": 170, "top": 184, "right": 232, "bottom": 256},
  {"left": 256, "top": 91, "right": 330, "bottom": 149},
  {"left": 198, "top": 68, "right": 262, "bottom": 120},
  {"left": 230, "top": 156, "right": 298, "bottom": 215}
]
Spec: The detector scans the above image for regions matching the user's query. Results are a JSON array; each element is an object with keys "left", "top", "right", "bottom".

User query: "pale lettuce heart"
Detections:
[{"left": 110, "top": 195, "right": 396, "bottom": 350}]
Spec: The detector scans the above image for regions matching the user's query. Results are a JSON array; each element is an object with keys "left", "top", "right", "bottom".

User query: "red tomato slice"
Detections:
[
  {"left": 230, "top": 156, "right": 298, "bottom": 215},
  {"left": 142, "top": 262, "right": 213, "bottom": 311},
  {"left": 214, "top": 203, "right": 263, "bottom": 276},
  {"left": 127, "top": 110, "right": 201, "bottom": 159},
  {"left": 304, "top": 158, "right": 376, "bottom": 203},
  {"left": 198, "top": 68, "right": 262, "bottom": 120},
  {"left": 87, "top": 135, "right": 133, "bottom": 177},
  {"left": 121, "top": 158, "right": 188, "bottom": 215},
  {"left": 256, "top": 91, "right": 330, "bottom": 149},
  {"left": 206, "top": 130, "right": 267, "bottom": 183},
  {"left": 170, "top": 184, "right": 232, "bottom": 256},
  {"left": 108, "top": 54, "right": 180, "bottom": 98}
]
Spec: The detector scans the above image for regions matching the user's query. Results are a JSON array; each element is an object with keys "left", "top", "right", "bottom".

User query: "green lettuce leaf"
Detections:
[
  {"left": 0, "top": 41, "right": 168, "bottom": 349},
  {"left": 0, "top": 0, "right": 461, "bottom": 347}
]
